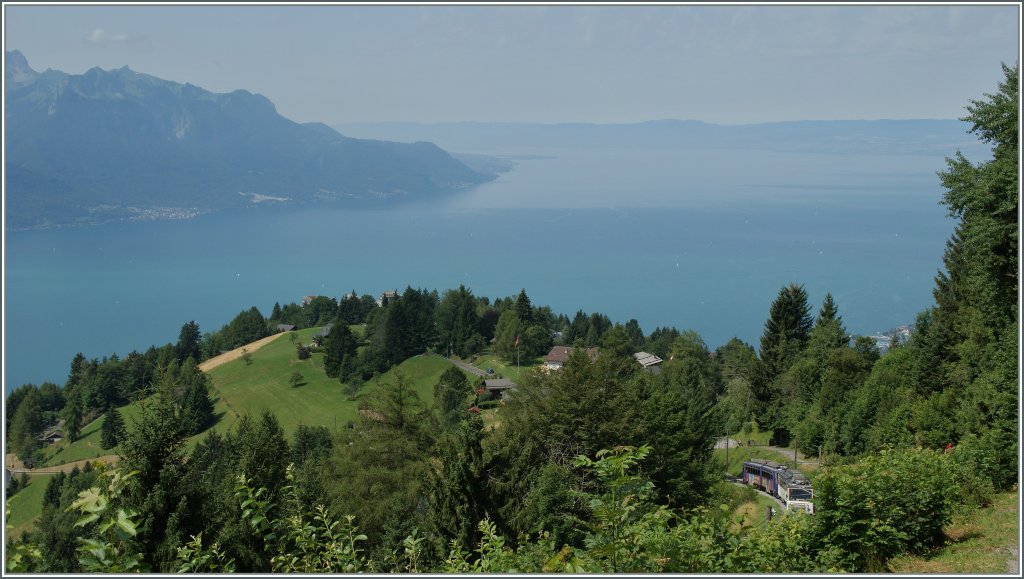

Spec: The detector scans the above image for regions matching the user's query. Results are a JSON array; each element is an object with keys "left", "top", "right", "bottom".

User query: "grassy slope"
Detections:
[
  {"left": 5, "top": 473, "right": 57, "bottom": 539},
  {"left": 465, "top": 350, "right": 543, "bottom": 384},
  {"left": 18, "top": 327, "right": 460, "bottom": 535},
  {"left": 206, "top": 327, "right": 455, "bottom": 434},
  {"left": 887, "top": 490, "right": 1019, "bottom": 574},
  {"left": 40, "top": 326, "right": 457, "bottom": 466}
]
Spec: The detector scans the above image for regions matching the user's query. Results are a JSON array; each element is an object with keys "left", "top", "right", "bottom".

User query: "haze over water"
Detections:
[{"left": 4, "top": 143, "right": 969, "bottom": 391}]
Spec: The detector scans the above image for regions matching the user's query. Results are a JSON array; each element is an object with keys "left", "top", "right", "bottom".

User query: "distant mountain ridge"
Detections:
[
  {"left": 4, "top": 50, "right": 491, "bottom": 229},
  {"left": 334, "top": 118, "right": 988, "bottom": 157}
]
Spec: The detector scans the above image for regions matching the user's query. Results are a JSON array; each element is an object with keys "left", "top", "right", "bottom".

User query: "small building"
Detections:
[
  {"left": 38, "top": 425, "right": 65, "bottom": 444},
  {"left": 484, "top": 378, "right": 517, "bottom": 398},
  {"left": 633, "top": 351, "right": 663, "bottom": 374},
  {"left": 544, "top": 346, "right": 599, "bottom": 371},
  {"left": 377, "top": 289, "right": 399, "bottom": 307},
  {"left": 312, "top": 323, "right": 333, "bottom": 346},
  {"left": 276, "top": 324, "right": 296, "bottom": 333}
]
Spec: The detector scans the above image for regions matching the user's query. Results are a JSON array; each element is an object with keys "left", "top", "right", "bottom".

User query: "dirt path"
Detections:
[
  {"left": 198, "top": 333, "right": 284, "bottom": 373},
  {"left": 6, "top": 453, "right": 118, "bottom": 476},
  {"left": 448, "top": 356, "right": 487, "bottom": 377}
]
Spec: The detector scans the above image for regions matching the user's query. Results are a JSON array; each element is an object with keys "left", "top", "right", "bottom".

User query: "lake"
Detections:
[{"left": 4, "top": 145, "right": 966, "bottom": 391}]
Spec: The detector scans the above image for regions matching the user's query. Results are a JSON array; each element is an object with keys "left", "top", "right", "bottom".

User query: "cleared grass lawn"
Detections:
[
  {"left": 206, "top": 328, "right": 454, "bottom": 435},
  {"left": 888, "top": 489, "right": 1019, "bottom": 574},
  {"left": 466, "top": 351, "right": 543, "bottom": 384},
  {"left": 366, "top": 353, "right": 463, "bottom": 408},
  {"left": 5, "top": 473, "right": 57, "bottom": 539}
]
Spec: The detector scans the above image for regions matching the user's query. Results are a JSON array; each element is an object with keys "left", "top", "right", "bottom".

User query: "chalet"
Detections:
[
  {"left": 38, "top": 428, "right": 64, "bottom": 444},
  {"left": 633, "top": 351, "right": 663, "bottom": 374},
  {"left": 483, "top": 378, "right": 517, "bottom": 398},
  {"left": 544, "top": 346, "right": 599, "bottom": 371},
  {"left": 276, "top": 324, "right": 296, "bottom": 333}
]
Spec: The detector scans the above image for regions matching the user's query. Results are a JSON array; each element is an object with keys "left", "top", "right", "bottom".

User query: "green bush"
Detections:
[{"left": 813, "top": 447, "right": 956, "bottom": 571}]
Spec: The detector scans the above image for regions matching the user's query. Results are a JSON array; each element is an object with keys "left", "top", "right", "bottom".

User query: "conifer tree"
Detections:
[
  {"left": 759, "top": 283, "right": 813, "bottom": 381},
  {"left": 514, "top": 289, "right": 534, "bottom": 324},
  {"left": 100, "top": 407, "right": 125, "bottom": 449},
  {"left": 323, "top": 322, "right": 359, "bottom": 379},
  {"left": 817, "top": 293, "right": 842, "bottom": 326},
  {"left": 175, "top": 320, "right": 202, "bottom": 364}
]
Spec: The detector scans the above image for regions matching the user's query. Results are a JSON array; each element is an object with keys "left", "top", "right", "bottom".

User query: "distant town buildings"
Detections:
[{"left": 870, "top": 324, "right": 915, "bottom": 354}]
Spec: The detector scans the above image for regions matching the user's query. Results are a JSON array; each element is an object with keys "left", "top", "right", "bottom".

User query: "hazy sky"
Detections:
[{"left": 3, "top": 3, "right": 1020, "bottom": 125}]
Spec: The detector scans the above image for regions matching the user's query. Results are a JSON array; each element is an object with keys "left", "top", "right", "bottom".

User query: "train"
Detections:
[{"left": 741, "top": 458, "right": 814, "bottom": 514}]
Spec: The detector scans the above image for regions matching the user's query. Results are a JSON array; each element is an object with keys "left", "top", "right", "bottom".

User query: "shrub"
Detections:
[{"left": 812, "top": 447, "right": 956, "bottom": 572}]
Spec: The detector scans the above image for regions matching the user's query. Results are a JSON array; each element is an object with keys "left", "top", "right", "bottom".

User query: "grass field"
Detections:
[
  {"left": 713, "top": 445, "right": 806, "bottom": 478},
  {"left": 887, "top": 489, "right": 1019, "bottom": 574},
  {"left": 40, "top": 326, "right": 463, "bottom": 468},
  {"left": 5, "top": 473, "right": 57, "bottom": 539},
  {"left": 205, "top": 328, "right": 458, "bottom": 434},
  {"left": 463, "top": 350, "right": 543, "bottom": 384}
]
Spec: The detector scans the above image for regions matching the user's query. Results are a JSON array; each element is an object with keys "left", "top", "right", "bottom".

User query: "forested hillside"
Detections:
[{"left": 5, "top": 65, "right": 1017, "bottom": 574}]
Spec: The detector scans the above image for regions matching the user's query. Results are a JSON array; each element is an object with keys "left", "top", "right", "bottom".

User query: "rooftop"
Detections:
[
  {"left": 633, "top": 351, "right": 663, "bottom": 367},
  {"left": 545, "top": 346, "right": 600, "bottom": 364}
]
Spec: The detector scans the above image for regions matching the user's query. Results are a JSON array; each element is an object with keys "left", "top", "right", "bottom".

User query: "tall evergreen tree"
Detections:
[
  {"left": 759, "top": 283, "right": 814, "bottom": 381},
  {"left": 434, "top": 365, "right": 472, "bottom": 428},
  {"left": 99, "top": 406, "right": 125, "bottom": 449},
  {"left": 63, "top": 402, "right": 82, "bottom": 443},
  {"left": 514, "top": 288, "right": 534, "bottom": 324},
  {"left": 9, "top": 389, "right": 44, "bottom": 461},
  {"left": 178, "top": 359, "right": 215, "bottom": 436},
  {"left": 323, "top": 322, "right": 359, "bottom": 379},
  {"left": 929, "top": 64, "right": 1018, "bottom": 488},
  {"left": 426, "top": 417, "right": 488, "bottom": 553},
  {"left": 816, "top": 293, "right": 841, "bottom": 326},
  {"left": 175, "top": 320, "right": 202, "bottom": 364}
]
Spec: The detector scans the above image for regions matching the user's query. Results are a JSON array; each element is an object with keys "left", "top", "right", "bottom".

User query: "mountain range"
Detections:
[
  {"left": 334, "top": 118, "right": 988, "bottom": 157},
  {"left": 4, "top": 50, "right": 491, "bottom": 229}
]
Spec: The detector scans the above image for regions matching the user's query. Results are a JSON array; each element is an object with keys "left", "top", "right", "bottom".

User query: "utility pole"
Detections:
[{"left": 725, "top": 434, "right": 729, "bottom": 475}]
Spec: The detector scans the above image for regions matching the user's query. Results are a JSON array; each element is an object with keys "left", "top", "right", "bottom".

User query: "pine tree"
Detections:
[
  {"left": 63, "top": 403, "right": 82, "bottom": 443},
  {"left": 175, "top": 320, "right": 202, "bottom": 364},
  {"left": 817, "top": 293, "right": 842, "bottom": 326},
  {"left": 99, "top": 407, "right": 125, "bottom": 449},
  {"left": 434, "top": 366, "right": 471, "bottom": 428},
  {"left": 323, "top": 323, "right": 359, "bottom": 378},
  {"left": 930, "top": 64, "right": 1019, "bottom": 488},
  {"left": 759, "top": 283, "right": 813, "bottom": 381},
  {"left": 514, "top": 289, "right": 534, "bottom": 324},
  {"left": 9, "top": 390, "right": 44, "bottom": 461},
  {"left": 426, "top": 417, "right": 487, "bottom": 553}
]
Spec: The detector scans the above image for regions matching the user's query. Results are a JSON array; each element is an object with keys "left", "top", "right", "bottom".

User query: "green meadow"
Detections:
[
  {"left": 5, "top": 473, "right": 57, "bottom": 539},
  {"left": 40, "top": 326, "right": 468, "bottom": 468}
]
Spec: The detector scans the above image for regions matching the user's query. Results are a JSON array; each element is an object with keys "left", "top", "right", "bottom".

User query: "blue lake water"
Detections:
[{"left": 4, "top": 145, "right": 965, "bottom": 391}]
